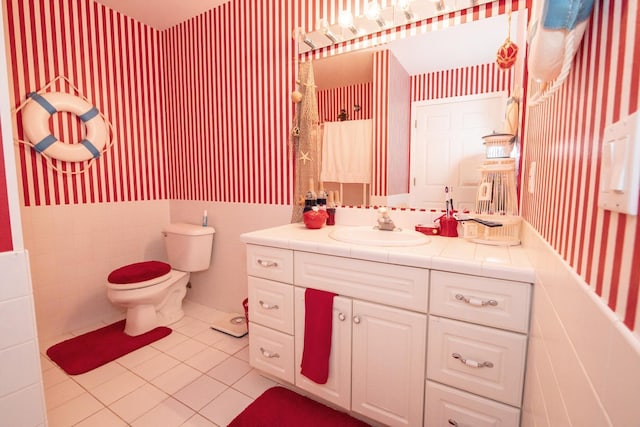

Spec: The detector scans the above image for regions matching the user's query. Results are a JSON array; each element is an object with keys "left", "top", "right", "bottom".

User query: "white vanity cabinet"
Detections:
[{"left": 242, "top": 224, "right": 534, "bottom": 427}]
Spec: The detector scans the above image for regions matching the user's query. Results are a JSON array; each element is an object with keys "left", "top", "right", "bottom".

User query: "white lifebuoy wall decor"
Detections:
[{"left": 21, "top": 91, "right": 108, "bottom": 162}]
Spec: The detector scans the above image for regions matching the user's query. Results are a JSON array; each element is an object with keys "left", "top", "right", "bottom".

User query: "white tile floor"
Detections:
[{"left": 39, "top": 301, "right": 278, "bottom": 427}]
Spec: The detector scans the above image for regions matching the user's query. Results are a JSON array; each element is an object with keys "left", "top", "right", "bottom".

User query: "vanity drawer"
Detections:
[
  {"left": 430, "top": 271, "right": 531, "bottom": 333},
  {"left": 294, "top": 251, "right": 429, "bottom": 312},
  {"left": 248, "top": 323, "right": 294, "bottom": 383},
  {"left": 425, "top": 381, "right": 520, "bottom": 427},
  {"left": 426, "top": 316, "right": 527, "bottom": 407},
  {"left": 248, "top": 277, "right": 294, "bottom": 334},
  {"left": 246, "top": 245, "right": 293, "bottom": 283}
]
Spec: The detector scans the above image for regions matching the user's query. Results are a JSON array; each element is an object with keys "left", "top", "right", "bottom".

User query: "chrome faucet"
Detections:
[{"left": 375, "top": 207, "right": 398, "bottom": 231}]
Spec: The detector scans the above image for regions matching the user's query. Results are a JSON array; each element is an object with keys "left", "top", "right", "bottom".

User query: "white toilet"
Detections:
[{"left": 106, "top": 223, "right": 215, "bottom": 336}]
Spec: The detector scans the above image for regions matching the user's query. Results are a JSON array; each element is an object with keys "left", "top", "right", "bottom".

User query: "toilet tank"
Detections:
[{"left": 163, "top": 223, "right": 215, "bottom": 272}]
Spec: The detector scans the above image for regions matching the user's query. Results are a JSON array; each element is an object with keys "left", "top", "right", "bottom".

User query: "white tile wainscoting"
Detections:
[
  {"left": 0, "top": 250, "right": 47, "bottom": 426},
  {"left": 521, "top": 222, "right": 640, "bottom": 427}
]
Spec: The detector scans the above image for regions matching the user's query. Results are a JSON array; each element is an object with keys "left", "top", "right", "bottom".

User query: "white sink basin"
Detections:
[{"left": 329, "top": 226, "right": 430, "bottom": 247}]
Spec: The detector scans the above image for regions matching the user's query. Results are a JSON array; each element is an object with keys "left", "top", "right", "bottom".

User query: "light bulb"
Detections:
[
  {"left": 396, "top": 0, "right": 411, "bottom": 10},
  {"left": 338, "top": 10, "right": 354, "bottom": 28},
  {"left": 396, "top": 0, "right": 415, "bottom": 21},
  {"left": 365, "top": 2, "right": 381, "bottom": 20},
  {"left": 365, "top": 2, "right": 385, "bottom": 27},
  {"left": 338, "top": 10, "right": 358, "bottom": 35}
]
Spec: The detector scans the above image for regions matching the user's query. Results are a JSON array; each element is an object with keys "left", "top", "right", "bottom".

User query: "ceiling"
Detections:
[{"left": 94, "top": 0, "right": 230, "bottom": 30}]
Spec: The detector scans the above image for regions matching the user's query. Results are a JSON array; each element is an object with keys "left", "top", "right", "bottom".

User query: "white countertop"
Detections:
[{"left": 241, "top": 223, "right": 535, "bottom": 283}]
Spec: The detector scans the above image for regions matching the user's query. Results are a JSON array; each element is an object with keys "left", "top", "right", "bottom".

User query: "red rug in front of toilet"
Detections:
[{"left": 46, "top": 320, "right": 171, "bottom": 375}]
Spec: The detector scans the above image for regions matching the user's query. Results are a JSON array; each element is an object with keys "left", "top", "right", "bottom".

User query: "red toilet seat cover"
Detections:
[{"left": 108, "top": 261, "right": 171, "bottom": 285}]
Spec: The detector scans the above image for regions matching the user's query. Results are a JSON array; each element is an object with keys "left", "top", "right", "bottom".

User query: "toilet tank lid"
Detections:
[{"left": 164, "top": 222, "right": 215, "bottom": 236}]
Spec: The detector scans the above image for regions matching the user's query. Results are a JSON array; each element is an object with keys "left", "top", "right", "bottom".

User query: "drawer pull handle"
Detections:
[
  {"left": 452, "top": 352, "right": 494, "bottom": 368},
  {"left": 259, "top": 300, "right": 279, "bottom": 310},
  {"left": 260, "top": 347, "right": 280, "bottom": 358},
  {"left": 448, "top": 420, "right": 459, "bottom": 427},
  {"left": 338, "top": 313, "right": 346, "bottom": 321},
  {"left": 455, "top": 293, "right": 498, "bottom": 307},
  {"left": 257, "top": 259, "right": 278, "bottom": 268}
]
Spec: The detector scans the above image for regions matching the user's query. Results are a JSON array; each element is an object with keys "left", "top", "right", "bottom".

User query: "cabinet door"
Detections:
[
  {"left": 294, "top": 288, "right": 352, "bottom": 409},
  {"left": 351, "top": 300, "right": 427, "bottom": 427}
]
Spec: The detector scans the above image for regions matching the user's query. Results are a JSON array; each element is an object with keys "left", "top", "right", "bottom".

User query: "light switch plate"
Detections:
[
  {"left": 598, "top": 112, "right": 640, "bottom": 215},
  {"left": 528, "top": 161, "right": 536, "bottom": 194}
]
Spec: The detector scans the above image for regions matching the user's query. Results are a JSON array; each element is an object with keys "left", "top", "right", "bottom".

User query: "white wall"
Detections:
[
  {"left": 21, "top": 200, "right": 171, "bottom": 339},
  {"left": 521, "top": 222, "right": 640, "bottom": 426},
  {"left": 170, "top": 201, "right": 292, "bottom": 313}
]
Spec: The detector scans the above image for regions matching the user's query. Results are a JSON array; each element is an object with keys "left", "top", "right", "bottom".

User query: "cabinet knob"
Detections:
[
  {"left": 259, "top": 300, "right": 279, "bottom": 310},
  {"left": 338, "top": 312, "right": 346, "bottom": 321},
  {"left": 455, "top": 293, "right": 498, "bottom": 307},
  {"left": 259, "top": 347, "right": 280, "bottom": 359},
  {"left": 451, "top": 352, "right": 494, "bottom": 368},
  {"left": 257, "top": 259, "right": 278, "bottom": 268},
  {"left": 353, "top": 315, "right": 361, "bottom": 324}
]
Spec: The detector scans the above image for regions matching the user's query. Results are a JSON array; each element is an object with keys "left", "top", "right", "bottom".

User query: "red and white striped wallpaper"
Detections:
[
  {"left": 521, "top": 0, "right": 640, "bottom": 332},
  {"left": 0, "top": 120, "right": 13, "bottom": 252},
  {"left": 163, "top": 1, "right": 295, "bottom": 204},
  {"left": 317, "top": 82, "right": 372, "bottom": 123},
  {"left": 5, "top": 0, "right": 168, "bottom": 206},
  {"left": 411, "top": 62, "right": 514, "bottom": 102}
]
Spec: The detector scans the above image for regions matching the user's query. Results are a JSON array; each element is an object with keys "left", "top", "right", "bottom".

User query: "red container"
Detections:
[
  {"left": 303, "top": 209, "right": 328, "bottom": 229},
  {"left": 242, "top": 298, "right": 249, "bottom": 329},
  {"left": 439, "top": 216, "right": 458, "bottom": 237}
]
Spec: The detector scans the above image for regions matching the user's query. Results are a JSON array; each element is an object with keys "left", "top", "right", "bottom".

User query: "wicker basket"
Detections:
[{"left": 464, "top": 214, "right": 521, "bottom": 246}]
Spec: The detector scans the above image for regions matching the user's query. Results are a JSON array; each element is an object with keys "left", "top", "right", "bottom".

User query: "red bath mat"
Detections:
[
  {"left": 46, "top": 320, "right": 171, "bottom": 375},
  {"left": 228, "top": 386, "right": 371, "bottom": 427}
]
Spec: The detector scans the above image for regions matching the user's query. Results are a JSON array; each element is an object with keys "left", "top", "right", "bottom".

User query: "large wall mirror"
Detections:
[{"left": 307, "top": 8, "right": 528, "bottom": 212}]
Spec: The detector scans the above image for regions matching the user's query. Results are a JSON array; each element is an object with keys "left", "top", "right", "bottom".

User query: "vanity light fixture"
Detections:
[
  {"left": 302, "top": 34, "right": 316, "bottom": 49},
  {"left": 323, "top": 28, "right": 339, "bottom": 43},
  {"left": 432, "top": 0, "right": 447, "bottom": 12},
  {"left": 396, "top": 0, "right": 416, "bottom": 21},
  {"left": 318, "top": 19, "right": 339, "bottom": 43},
  {"left": 365, "top": 2, "right": 385, "bottom": 28},
  {"left": 338, "top": 10, "right": 359, "bottom": 35}
]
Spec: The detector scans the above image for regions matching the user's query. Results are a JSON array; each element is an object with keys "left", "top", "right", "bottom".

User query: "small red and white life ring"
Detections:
[{"left": 21, "top": 92, "right": 107, "bottom": 162}]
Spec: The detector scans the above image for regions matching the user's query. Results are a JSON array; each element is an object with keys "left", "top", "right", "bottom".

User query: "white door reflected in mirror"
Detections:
[{"left": 409, "top": 93, "right": 508, "bottom": 211}]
